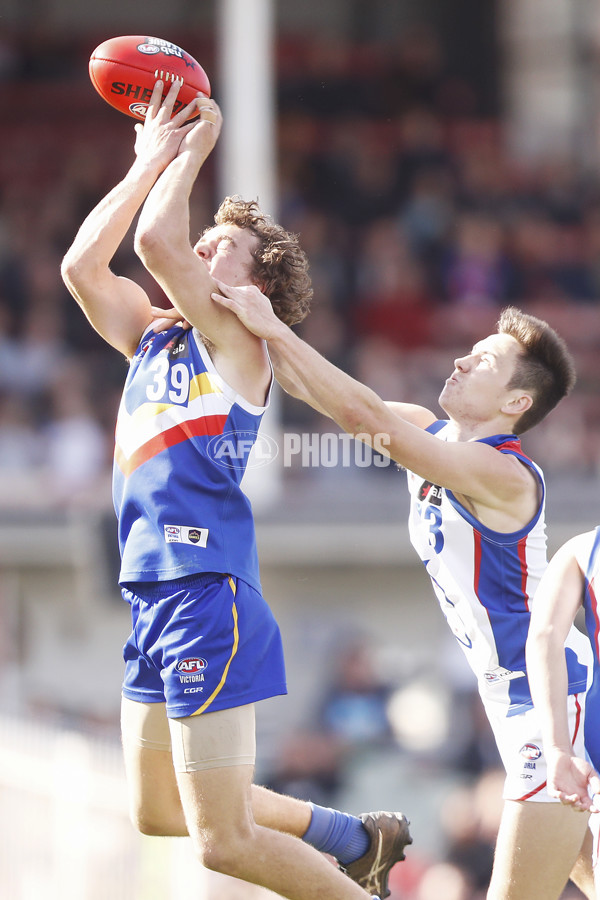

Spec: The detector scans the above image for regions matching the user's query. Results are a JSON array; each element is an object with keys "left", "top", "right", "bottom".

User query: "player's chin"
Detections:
[{"left": 437, "top": 389, "right": 452, "bottom": 411}]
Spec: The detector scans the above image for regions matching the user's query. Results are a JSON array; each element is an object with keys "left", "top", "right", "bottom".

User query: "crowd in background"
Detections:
[
  {"left": 1, "top": 25, "right": 600, "bottom": 510},
  {"left": 0, "top": 23, "right": 596, "bottom": 898}
]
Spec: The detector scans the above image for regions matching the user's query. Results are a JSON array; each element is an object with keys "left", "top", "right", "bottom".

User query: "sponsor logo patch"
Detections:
[
  {"left": 484, "top": 666, "right": 526, "bottom": 684},
  {"left": 166, "top": 332, "right": 189, "bottom": 359},
  {"left": 417, "top": 480, "right": 443, "bottom": 505},
  {"left": 164, "top": 524, "right": 208, "bottom": 547}
]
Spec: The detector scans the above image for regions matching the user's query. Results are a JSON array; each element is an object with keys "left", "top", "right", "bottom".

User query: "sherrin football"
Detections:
[{"left": 89, "top": 35, "right": 211, "bottom": 120}]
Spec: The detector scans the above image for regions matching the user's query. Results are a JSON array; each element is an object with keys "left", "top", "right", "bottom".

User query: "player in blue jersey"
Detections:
[
  {"left": 527, "top": 529, "right": 600, "bottom": 898},
  {"left": 61, "top": 80, "right": 410, "bottom": 900},
  {"left": 211, "top": 282, "right": 595, "bottom": 899}
]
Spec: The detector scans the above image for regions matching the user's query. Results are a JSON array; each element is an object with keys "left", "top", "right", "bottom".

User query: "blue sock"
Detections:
[{"left": 302, "top": 803, "right": 370, "bottom": 865}]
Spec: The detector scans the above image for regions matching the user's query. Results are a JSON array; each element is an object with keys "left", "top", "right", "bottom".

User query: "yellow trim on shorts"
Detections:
[{"left": 191, "top": 576, "right": 239, "bottom": 716}]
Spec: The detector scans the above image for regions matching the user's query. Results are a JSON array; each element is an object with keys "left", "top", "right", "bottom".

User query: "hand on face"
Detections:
[{"left": 133, "top": 79, "right": 214, "bottom": 173}]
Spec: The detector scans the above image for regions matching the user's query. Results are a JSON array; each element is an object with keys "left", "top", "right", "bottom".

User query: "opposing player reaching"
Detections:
[
  {"left": 61, "top": 81, "right": 410, "bottom": 900},
  {"left": 527, "top": 529, "right": 600, "bottom": 897},
  {"left": 210, "top": 281, "right": 595, "bottom": 899}
]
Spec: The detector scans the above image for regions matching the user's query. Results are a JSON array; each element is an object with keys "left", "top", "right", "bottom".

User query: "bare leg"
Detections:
[
  {"left": 121, "top": 730, "right": 313, "bottom": 839},
  {"left": 121, "top": 738, "right": 188, "bottom": 835},
  {"left": 121, "top": 697, "right": 313, "bottom": 838},
  {"left": 487, "top": 800, "right": 592, "bottom": 900},
  {"left": 251, "top": 782, "right": 312, "bottom": 835},
  {"left": 569, "top": 827, "right": 595, "bottom": 899},
  {"left": 175, "top": 763, "right": 371, "bottom": 900}
]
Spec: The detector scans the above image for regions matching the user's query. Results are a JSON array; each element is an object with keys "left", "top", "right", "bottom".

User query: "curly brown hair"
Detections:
[{"left": 212, "top": 197, "right": 312, "bottom": 326}]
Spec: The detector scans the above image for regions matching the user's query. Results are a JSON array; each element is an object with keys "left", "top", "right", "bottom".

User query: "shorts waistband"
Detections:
[{"left": 122, "top": 572, "right": 231, "bottom": 600}]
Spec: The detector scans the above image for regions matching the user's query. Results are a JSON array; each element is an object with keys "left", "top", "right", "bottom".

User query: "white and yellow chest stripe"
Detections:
[{"left": 115, "top": 371, "right": 232, "bottom": 477}]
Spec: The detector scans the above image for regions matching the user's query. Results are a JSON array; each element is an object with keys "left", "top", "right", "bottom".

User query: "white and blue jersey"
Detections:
[
  {"left": 113, "top": 325, "right": 269, "bottom": 592},
  {"left": 407, "top": 420, "right": 589, "bottom": 717},
  {"left": 581, "top": 527, "right": 600, "bottom": 771}
]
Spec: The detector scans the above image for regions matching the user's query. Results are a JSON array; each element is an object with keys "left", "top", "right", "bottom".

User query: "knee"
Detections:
[
  {"left": 129, "top": 806, "right": 183, "bottom": 837},
  {"left": 130, "top": 810, "right": 167, "bottom": 836},
  {"left": 197, "top": 828, "right": 254, "bottom": 877}
]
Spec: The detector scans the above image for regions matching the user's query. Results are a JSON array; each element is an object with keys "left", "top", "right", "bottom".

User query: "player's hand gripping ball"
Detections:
[{"left": 89, "top": 35, "right": 211, "bottom": 120}]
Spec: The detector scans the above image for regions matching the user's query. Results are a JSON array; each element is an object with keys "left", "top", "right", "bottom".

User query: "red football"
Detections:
[{"left": 89, "top": 35, "right": 211, "bottom": 121}]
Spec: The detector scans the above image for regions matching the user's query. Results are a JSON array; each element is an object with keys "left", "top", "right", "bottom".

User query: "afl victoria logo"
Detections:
[
  {"left": 177, "top": 658, "right": 208, "bottom": 674},
  {"left": 519, "top": 743, "right": 541, "bottom": 760}
]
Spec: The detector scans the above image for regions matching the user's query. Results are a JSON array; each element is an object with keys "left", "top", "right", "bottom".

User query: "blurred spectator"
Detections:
[
  {"left": 0, "top": 393, "right": 39, "bottom": 472},
  {"left": 40, "top": 359, "right": 109, "bottom": 504},
  {"left": 415, "top": 861, "right": 477, "bottom": 900},
  {"left": 440, "top": 771, "right": 502, "bottom": 895},
  {"left": 352, "top": 219, "right": 436, "bottom": 348},
  {"left": 441, "top": 212, "right": 513, "bottom": 308},
  {"left": 265, "top": 730, "right": 346, "bottom": 807},
  {"left": 317, "top": 636, "right": 395, "bottom": 746}
]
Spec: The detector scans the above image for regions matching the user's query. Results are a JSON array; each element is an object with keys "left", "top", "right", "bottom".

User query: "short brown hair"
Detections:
[
  {"left": 213, "top": 197, "right": 312, "bottom": 326},
  {"left": 497, "top": 306, "right": 576, "bottom": 434}
]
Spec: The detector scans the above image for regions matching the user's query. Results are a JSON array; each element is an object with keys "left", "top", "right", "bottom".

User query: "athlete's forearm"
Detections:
[
  {"left": 526, "top": 632, "right": 573, "bottom": 753},
  {"left": 527, "top": 542, "right": 587, "bottom": 755},
  {"left": 268, "top": 326, "right": 394, "bottom": 442},
  {"left": 63, "top": 160, "right": 162, "bottom": 277},
  {"left": 268, "top": 344, "right": 330, "bottom": 417},
  {"left": 136, "top": 150, "right": 200, "bottom": 261}
]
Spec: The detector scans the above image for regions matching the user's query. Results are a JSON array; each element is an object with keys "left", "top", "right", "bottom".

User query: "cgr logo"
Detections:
[
  {"left": 177, "top": 658, "right": 208, "bottom": 675},
  {"left": 207, "top": 431, "right": 278, "bottom": 470}
]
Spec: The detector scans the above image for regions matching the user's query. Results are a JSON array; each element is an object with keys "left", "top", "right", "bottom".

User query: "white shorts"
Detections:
[{"left": 485, "top": 692, "right": 586, "bottom": 802}]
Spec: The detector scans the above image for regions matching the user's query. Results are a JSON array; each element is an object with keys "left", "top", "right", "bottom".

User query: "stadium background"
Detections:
[{"left": 0, "top": 1, "right": 599, "bottom": 897}]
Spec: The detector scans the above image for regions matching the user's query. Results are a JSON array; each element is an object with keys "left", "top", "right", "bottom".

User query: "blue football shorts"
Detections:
[{"left": 121, "top": 572, "right": 287, "bottom": 718}]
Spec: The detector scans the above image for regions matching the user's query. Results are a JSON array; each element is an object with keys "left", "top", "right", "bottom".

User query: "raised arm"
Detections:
[
  {"left": 134, "top": 102, "right": 261, "bottom": 357},
  {"left": 526, "top": 532, "right": 600, "bottom": 810},
  {"left": 61, "top": 81, "right": 202, "bottom": 358}
]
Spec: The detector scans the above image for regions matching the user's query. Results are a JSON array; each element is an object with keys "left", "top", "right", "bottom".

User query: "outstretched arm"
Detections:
[
  {"left": 61, "top": 81, "right": 202, "bottom": 358},
  {"left": 526, "top": 532, "right": 600, "bottom": 811},
  {"left": 212, "top": 283, "right": 536, "bottom": 511}
]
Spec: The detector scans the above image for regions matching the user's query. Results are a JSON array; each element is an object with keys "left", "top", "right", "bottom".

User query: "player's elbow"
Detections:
[
  {"left": 134, "top": 222, "right": 171, "bottom": 270},
  {"left": 60, "top": 253, "right": 76, "bottom": 290},
  {"left": 526, "top": 621, "right": 560, "bottom": 663},
  {"left": 60, "top": 251, "right": 98, "bottom": 298}
]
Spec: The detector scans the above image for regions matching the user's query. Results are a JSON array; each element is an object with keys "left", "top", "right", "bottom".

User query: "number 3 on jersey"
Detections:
[
  {"left": 422, "top": 503, "right": 444, "bottom": 554},
  {"left": 146, "top": 358, "right": 190, "bottom": 404}
]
